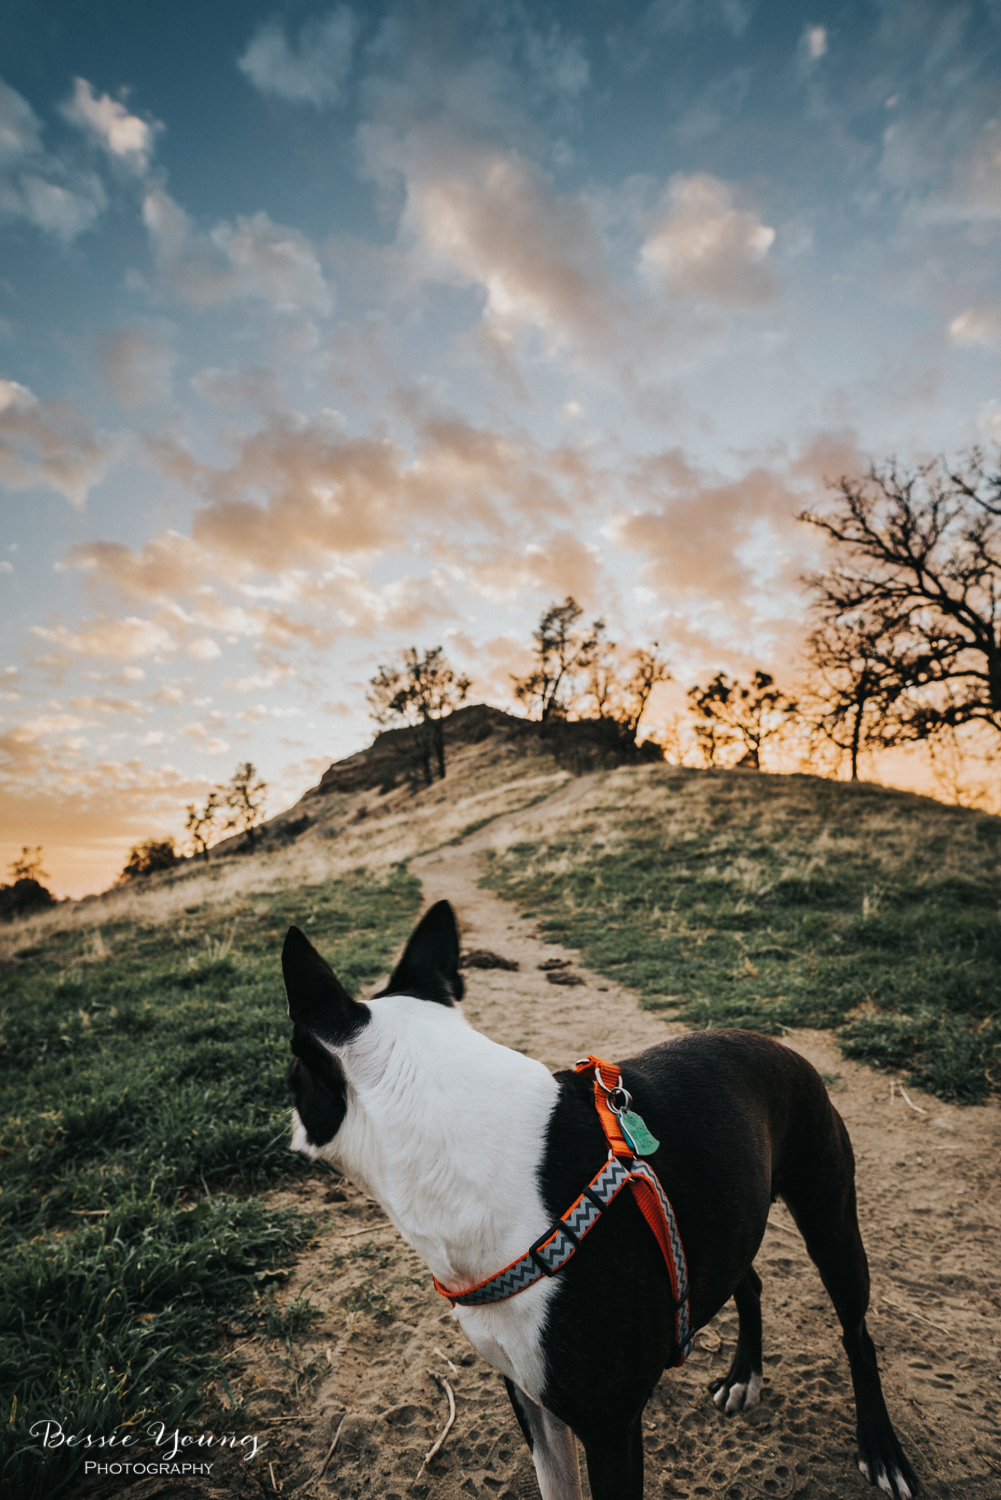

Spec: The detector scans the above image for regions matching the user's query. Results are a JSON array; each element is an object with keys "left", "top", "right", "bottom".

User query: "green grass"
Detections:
[
  {"left": 0, "top": 864, "right": 422, "bottom": 1499},
  {"left": 480, "top": 769, "right": 1001, "bottom": 1105}
]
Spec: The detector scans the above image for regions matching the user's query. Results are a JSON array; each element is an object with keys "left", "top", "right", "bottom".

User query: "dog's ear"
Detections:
[
  {"left": 282, "top": 926, "right": 368, "bottom": 1041},
  {"left": 376, "top": 899, "right": 464, "bottom": 1006}
]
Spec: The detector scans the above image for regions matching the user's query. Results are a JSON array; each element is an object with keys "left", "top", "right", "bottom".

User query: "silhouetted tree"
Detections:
[
  {"left": 8, "top": 846, "right": 47, "bottom": 883},
  {"left": 185, "top": 789, "right": 221, "bottom": 862},
  {"left": 223, "top": 763, "right": 268, "bottom": 848},
  {"left": 802, "top": 618, "right": 908, "bottom": 779},
  {"left": 368, "top": 646, "right": 471, "bottom": 785},
  {"left": 0, "top": 846, "right": 55, "bottom": 921},
  {"left": 620, "top": 644, "right": 672, "bottom": 741},
  {"left": 118, "top": 838, "right": 177, "bottom": 882},
  {"left": 586, "top": 637, "right": 672, "bottom": 744},
  {"left": 801, "top": 451, "right": 1001, "bottom": 748},
  {"left": 512, "top": 597, "right": 603, "bottom": 731},
  {"left": 688, "top": 671, "right": 797, "bottom": 769}
]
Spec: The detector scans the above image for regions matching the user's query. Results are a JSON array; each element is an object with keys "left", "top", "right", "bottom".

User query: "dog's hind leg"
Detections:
[
  {"left": 710, "top": 1265, "right": 763, "bottom": 1414},
  {"left": 503, "top": 1378, "right": 583, "bottom": 1500},
  {"left": 781, "top": 1110, "right": 920, "bottom": 1500}
]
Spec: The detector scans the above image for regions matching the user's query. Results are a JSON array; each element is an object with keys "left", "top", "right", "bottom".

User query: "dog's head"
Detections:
[{"left": 282, "top": 899, "right": 464, "bottom": 1156}]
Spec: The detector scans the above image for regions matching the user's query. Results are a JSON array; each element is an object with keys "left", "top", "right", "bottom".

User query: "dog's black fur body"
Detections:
[
  {"left": 526, "top": 1030, "right": 917, "bottom": 1497},
  {"left": 283, "top": 902, "right": 919, "bottom": 1500}
]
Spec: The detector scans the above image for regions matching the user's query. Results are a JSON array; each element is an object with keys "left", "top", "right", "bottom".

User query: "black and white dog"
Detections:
[{"left": 283, "top": 901, "right": 918, "bottom": 1500}]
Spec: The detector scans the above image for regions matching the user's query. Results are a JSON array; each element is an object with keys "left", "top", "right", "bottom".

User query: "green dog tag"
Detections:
[{"left": 619, "top": 1109, "right": 660, "bottom": 1156}]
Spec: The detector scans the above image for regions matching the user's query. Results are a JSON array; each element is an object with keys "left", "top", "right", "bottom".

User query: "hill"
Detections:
[{"left": 1, "top": 724, "right": 999, "bottom": 1498}]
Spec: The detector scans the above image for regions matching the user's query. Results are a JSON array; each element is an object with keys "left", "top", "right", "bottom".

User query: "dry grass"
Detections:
[{"left": 0, "top": 736, "right": 569, "bottom": 961}]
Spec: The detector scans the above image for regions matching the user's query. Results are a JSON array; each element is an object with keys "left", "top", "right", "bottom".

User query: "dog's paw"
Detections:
[
  {"left": 857, "top": 1435, "right": 919, "bottom": 1498},
  {"left": 710, "top": 1370, "right": 762, "bottom": 1414}
]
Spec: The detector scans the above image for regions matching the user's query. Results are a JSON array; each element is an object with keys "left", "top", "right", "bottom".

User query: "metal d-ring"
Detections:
[{"left": 593, "top": 1064, "right": 632, "bottom": 1114}]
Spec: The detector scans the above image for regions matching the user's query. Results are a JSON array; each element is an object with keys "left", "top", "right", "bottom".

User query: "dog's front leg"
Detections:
[
  {"left": 581, "top": 1416, "right": 645, "bottom": 1500},
  {"left": 711, "top": 1265, "right": 764, "bottom": 1413},
  {"left": 503, "top": 1377, "right": 583, "bottom": 1500}
]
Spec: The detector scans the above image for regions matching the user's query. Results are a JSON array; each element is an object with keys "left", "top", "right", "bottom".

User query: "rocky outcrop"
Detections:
[{"left": 308, "top": 703, "right": 525, "bottom": 799}]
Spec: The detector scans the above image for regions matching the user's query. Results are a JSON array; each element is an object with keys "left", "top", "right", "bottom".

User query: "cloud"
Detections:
[
  {"left": 949, "top": 303, "right": 1001, "bottom": 348},
  {"left": 799, "top": 25, "right": 827, "bottom": 64},
  {"left": 31, "top": 616, "right": 176, "bottom": 660},
  {"left": 610, "top": 444, "right": 827, "bottom": 651},
  {"left": 140, "top": 412, "right": 568, "bottom": 583},
  {"left": 48, "top": 413, "right": 604, "bottom": 681},
  {"left": 234, "top": 703, "right": 301, "bottom": 722},
  {"left": 888, "top": 111, "right": 1001, "bottom": 230},
  {"left": 459, "top": 529, "right": 602, "bottom": 605},
  {"left": 644, "top": 0, "right": 753, "bottom": 38},
  {"left": 357, "top": 101, "right": 614, "bottom": 348},
  {"left": 187, "top": 637, "right": 221, "bottom": 661},
  {"left": 143, "top": 189, "right": 332, "bottom": 314},
  {"left": 61, "top": 78, "right": 156, "bottom": 172},
  {"left": 238, "top": 7, "right": 355, "bottom": 108},
  {"left": 405, "top": 148, "right": 613, "bottom": 344},
  {"left": 224, "top": 667, "right": 292, "bottom": 693},
  {"left": 0, "top": 79, "right": 107, "bottom": 242},
  {"left": 101, "top": 330, "right": 177, "bottom": 409},
  {"left": 179, "top": 721, "right": 230, "bottom": 754},
  {"left": 191, "top": 364, "right": 285, "bottom": 414},
  {"left": 0, "top": 378, "right": 112, "bottom": 506},
  {"left": 640, "top": 174, "right": 776, "bottom": 306},
  {"left": 0, "top": 77, "right": 42, "bottom": 164},
  {"left": 69, "top": 695, "right": 145, "bottom": 714},
  {"left": 68, "top": 532, "right": 210, "bottom": 601},
  {"left": 17, "top": 171, "right": 106, "bottom": 240}
]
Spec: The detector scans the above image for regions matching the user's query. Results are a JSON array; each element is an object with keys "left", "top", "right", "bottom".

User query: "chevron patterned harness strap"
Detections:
[{"left": 432, "top": 1054, "right": 694, "bottom": 1367}]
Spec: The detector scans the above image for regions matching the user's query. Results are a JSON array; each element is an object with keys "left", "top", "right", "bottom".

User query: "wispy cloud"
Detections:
[
  {"left": 61, "top": 78, "right": 157, "bottom": 172},
  {"left": 0, "top": 378, "right": 112, "bottom": 507},
  {"left": 143, "top": 189, "right": 332, "bottom": 314},
  {"left": 640, "top": 174, "right": 776, "bottom": 307},
  {"left": 0, "top": 78, "right": 107, "bottom": 242},
  {"left": 238, "top": 7, "right": 355, "bottom": 108}
]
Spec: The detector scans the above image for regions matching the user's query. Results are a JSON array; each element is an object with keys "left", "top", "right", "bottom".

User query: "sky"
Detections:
[{"left": 3, "top": 0, "right": 1001, "bottom": 896}]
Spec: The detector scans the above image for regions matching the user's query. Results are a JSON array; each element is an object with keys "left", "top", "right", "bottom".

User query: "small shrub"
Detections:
[
  {"left": 0, "top": 878, "right": 55, "bottom": 922},
  {"left": 117, "top": 838, "right": 177, "bottom": 882}
]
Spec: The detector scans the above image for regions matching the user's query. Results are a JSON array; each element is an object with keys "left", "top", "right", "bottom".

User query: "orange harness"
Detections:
[{"left": 433, "top": 1054, "right": 693, "bottom": 1366}]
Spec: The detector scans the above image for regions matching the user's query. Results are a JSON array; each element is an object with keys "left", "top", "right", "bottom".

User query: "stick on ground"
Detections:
[
  {"left": 899, "top": 1087, "right": 927, "bottom": 1115},
  {"left": 416, "top": 1370, "right": 456, "bottom": 1479},
  {"left": 317, "top": 1412, "right": 348, "bottom": 1479}
]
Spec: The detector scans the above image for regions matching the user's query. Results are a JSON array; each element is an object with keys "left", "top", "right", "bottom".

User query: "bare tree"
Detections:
[
  {"left": 223, "top": 763, "right": 268, "bottom": 848},
  {"left": 368, "top": 646, "right": 471, "bottom": 785},
  {"left": 802, "top": 617, "right": 908, "bottom": 780},
  {"left": 584, "top": 620, "right": 618, "bottom": 721},
  {"left": 185, "top": 789, "right": 221, "bottom": 862},
  {"left": 620, "top": 644, "right": 672, "bottom": 741},
  {"left": 800, "top": 452, "right": 1001, "bottom": 747},
  {"left": 688, "top": 671, "right": 797, "bottom": 769},
  {"left": 585, "top": 636, "right": 671, "bottom": 738},
  {"left": 512, "top": 597, "right": 603, "bottom": 730}
]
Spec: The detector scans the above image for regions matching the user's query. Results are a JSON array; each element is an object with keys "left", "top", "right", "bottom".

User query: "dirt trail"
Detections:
[{"left": 106, "top": 819, "right": 999, "bottom": 1500}]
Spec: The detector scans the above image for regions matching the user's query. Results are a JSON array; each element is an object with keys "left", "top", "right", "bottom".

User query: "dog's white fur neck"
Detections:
[
  {"left": 291, "top": 994, "right": 562, "bottom": 1401},
  {"left": 292, "top": 995, "right": 558, "bottom": 1283}
]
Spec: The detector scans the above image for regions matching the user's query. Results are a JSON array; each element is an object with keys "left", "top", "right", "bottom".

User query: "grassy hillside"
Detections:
[
  {"left": 0, "top": 864, "right": 421, "bottom": 1500},
  {"left": 481, "top": 765, "right": 1001, "bottom": 1103}
]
